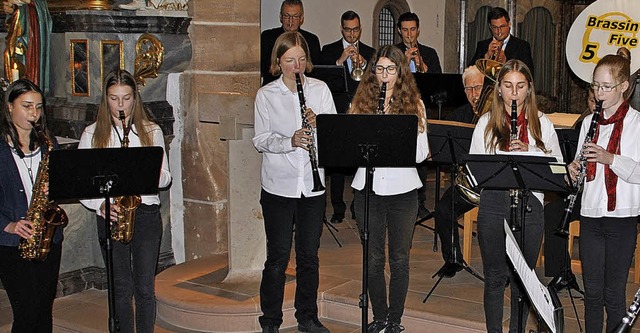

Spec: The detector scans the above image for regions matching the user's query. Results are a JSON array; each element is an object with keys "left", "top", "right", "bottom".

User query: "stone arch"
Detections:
[{"left": 372, "top": 0, "right": 410, "bottom": 49}]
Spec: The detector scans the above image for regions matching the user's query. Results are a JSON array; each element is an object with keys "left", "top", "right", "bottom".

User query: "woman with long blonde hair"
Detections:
[
  {"left": 349, "top": 45, "right": 429, "bottom": 333},
  {"left": 79, "top": 69, "right": 172, "bottom": 333},
  {"left": 469, "top": 59, "right": 562, "bottom": 332}
]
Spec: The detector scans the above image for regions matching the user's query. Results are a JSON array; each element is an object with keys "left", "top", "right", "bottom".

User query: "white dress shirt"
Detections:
[
  {"left": 78, "top": 122, "right": 172, "bottom": 214},
  {"left": 469, "top": 111, "right": 563, "bottom": 204},
  {"left": 351, "top": 113, "right": 430, "bottom": 196},
  {"left": 578, "top": 106, "right": 640, "bottom": 217},
  {"left": 253, "top": 74, "right": 337, "bottom": 198}
]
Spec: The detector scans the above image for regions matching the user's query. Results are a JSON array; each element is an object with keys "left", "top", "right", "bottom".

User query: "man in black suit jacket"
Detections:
[
  {"left": 320, "top": 10, "right": 375, "bottom": 224},
  {"left": 469, "top": 7, "right": 534, "bottom": 74},
  {"left": 395, "top": 12, "right": 442, "bottom": 74},
  {"left": 260, "top": 0, "right": 321, "bottom": 86}
]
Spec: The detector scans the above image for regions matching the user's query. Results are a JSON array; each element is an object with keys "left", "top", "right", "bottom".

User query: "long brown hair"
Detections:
[
  {"left": 485, "top": 59, "right": 546, "bottom": 152},
  {"left": 92, "top": 69, "right": 154, "bottom": 148},
  {"left": 348, "top": 45, "right": 426, "bottom": 132},
  {"left": 0, "top": 79, "right": 48, "bottom": 157}
]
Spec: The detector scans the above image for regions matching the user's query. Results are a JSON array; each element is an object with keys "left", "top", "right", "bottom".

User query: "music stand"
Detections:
[
  {"left": 422, "top": 120, "right": 483, "bottom": 303},
  {"left": 413, "top": 73, "right": 467, "bottom": 119},
  {"left": 316, "top": 114, "right": 417, "bottom": 333},
  {"left": 464, "top": 153, "right": 569, "bottom": 333},
  {"left": 49, "top": 147, "right": 164, "bottom": 333}
]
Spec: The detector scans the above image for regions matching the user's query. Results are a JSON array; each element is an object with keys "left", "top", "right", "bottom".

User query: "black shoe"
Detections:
[
  {"left": 385, "top": 322, "right": 405, "bottom": 333},
  {"left": 417, "top": 204, "right": 432, "bottom": 221},
  {"left": 262, "top": 325, "right": 280, "bottom": 333},
  {"left": 330, "top": 214, "right": 344, "bottom": 224},
  {"left": 298, "top": 318, "right": 330, "bottom": 333},
  {"left": 438, "top": 261, "right": 463, "bottom": 278},
  {"left": 367, "top": 320, "right": 387, "bottom": 333}
]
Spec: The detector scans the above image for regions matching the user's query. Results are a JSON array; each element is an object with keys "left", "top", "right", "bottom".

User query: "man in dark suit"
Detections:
[
  {"left": 320, "top": 10, "right": 375, "bottom": 224},
  {"left": 260, "top": 0, "right": 321, "bottom": 86},
  {"left": 469, "top": 6, "right": 534, "bottom": 74},
  {"left": 395, "top": 12, "right": 442, "bottom": 74}
]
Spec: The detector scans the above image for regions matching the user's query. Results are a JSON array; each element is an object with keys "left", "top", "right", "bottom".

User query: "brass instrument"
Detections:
[
  {"left": 350, "top": 43, "right": 364, "bottom": 81},
  {"left": 509, "top": 99, "right": 520, "bottom": 232},
  {"left": 555, "top": 100, "right": 603, "bottom": 236},
  {"left": 474, "top": 39, "right": 505, "bottom": 117},
  {"left": 111, "top": 111, "right": 142, "bottom": 244},
  {"left": 455, "top": 164, "right": 480, "bottom": 206},
  {"left": 407, "top": 38, "right": 425, "bottom": 73},
  {"left": 295, "top": 73, "right": 325, "bottom": 192},
  {"left": 19, "top": 122, "right": 69, "bottom": 261}
]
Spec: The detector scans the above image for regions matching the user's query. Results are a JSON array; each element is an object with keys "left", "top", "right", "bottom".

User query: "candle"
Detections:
[{"left": 11, "top": 68, "right": 19, "bottom": 82}]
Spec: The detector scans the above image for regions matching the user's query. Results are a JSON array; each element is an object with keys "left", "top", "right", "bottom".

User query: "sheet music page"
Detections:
[{"left": 503, "top": 219, "right": 557, "bottom": 333}]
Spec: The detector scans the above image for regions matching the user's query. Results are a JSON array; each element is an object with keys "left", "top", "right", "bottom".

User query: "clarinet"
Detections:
[
  {"left": 377, "top": 82, "right": 387, "bottom": 114},
  {"left": 295, "top": 73, "right": 325, "bottom": 192},
  {"left": 509, "top": 99, "right": 520, "bottom": 232},
  {"left": 554, "top": 100, "right": 603, "bottom": 236},
  {"left": 613, "top": 288, "right": 640, "bottom": 333}
]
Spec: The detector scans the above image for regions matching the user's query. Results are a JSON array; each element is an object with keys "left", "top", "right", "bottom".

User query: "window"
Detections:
[{"left": 378, "top": 7, "right": 395, "bottom": 47}]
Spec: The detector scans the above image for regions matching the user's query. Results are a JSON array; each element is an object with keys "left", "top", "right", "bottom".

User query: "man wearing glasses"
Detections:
[
  {"left": 470, "top": 7, "right": 534, "bottom": 74},
  {"left": 260, "top": 0, "right": 321, "bottom": 86},
  {"left": 319, "top": 11, "right": 376, "bottom": 224},
  {"left": 432, "top": 65, "right": 485, "bottom": 278}
]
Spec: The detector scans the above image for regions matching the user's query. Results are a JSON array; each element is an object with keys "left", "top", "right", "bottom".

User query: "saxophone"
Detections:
[
  {"left": 19, "top": 122, "right": 69, "bottom": 261},
  {"left": 111, "top": 111, "right": 142, "bottom": 244}
]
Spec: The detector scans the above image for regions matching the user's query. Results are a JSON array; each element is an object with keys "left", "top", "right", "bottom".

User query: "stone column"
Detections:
[{"left": 181, "top": 0, "right": 262, "bottom": 266}]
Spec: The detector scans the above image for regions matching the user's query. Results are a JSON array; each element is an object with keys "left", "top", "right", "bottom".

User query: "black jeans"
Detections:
[
  {"left": 354, "top": 189, "right": 417, "bottom": 325},
  {"left": 434, "top": 186, "right": 475, "bottom": 262},
  {"left": 97, "top": 204, "right": 163, "bottom": 333},
  {"left": 477, "top": 190, "right": 543, "bottom": 333},
  {"left": 543, "top": 193, "right": 581, "bottom": 277},
  {"left": 328, "top": 167, "right": 354, "bottom": 219},
  {"left": 258, "top": 190, "right": 325, "bottom": 328},
  {"left": 580, "top": 216, "right": 637, "bottom": 333},
  {"left": 0, "top": 242, "right": 62, "bottom": 333}
]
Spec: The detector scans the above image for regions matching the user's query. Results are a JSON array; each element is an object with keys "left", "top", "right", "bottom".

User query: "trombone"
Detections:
[{"left": 350, "top": 42, "right": 364, "bottom": 81}]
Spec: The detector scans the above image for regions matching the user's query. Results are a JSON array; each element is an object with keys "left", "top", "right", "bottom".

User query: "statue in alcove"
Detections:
[{"left": 3, "top": 0, "right": 51, "bottom": 94}]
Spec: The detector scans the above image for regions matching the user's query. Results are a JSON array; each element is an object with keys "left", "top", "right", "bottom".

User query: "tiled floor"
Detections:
[{"left": 2, "top": 176, "right": 640, "bottom": 332}]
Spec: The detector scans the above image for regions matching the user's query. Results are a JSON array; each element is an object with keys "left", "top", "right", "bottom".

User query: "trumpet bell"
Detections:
[
  {"left": 475, "top": 58, "right": 504, "bottom": 83},
  {"left": 351, "top": 67, "right": 364, "bottom": 81}
]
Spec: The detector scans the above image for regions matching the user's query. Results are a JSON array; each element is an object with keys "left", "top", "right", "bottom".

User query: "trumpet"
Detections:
[
  {"left": 295, "top": 73, "right": 325, "bottom": 192},
  {"left": 555, "top": 100, "right": 603, "bottom": 236},
  {"left": 407, "top": 38, "right": 425, "bottom": 73},
  {"left": 350, "top": 42, "right": 364, "bottom": 81}
]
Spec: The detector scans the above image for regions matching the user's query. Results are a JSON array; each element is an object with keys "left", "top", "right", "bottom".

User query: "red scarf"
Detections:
[
  {"left": 505, "top": 110, "right": 529, "bottom": 145},
  {"left": 586, "top": 100, "right": 630, "bottom": 211}
]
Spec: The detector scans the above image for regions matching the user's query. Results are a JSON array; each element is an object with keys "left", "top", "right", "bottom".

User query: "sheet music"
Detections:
[{"left": 503, "top": 219, "right": 558, "bottom": 333}]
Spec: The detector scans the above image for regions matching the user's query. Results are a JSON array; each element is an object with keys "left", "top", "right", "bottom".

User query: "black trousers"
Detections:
[
  {"left": 0, "top": 242, "right": 62, "bottom": 333},
  {"left": 433, "top": 186, "right": 475, "bottom": 262},
  {"left": 258, "top": 190, "right": 326, "bottom": 328},
  {"left": 543, "top": 193, "right": 581, "bottom": 277}
]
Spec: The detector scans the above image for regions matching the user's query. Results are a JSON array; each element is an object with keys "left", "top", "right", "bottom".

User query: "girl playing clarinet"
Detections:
[
  {"left": 469, "top": 59, "right": 562, "bottom": 332},
  {"left": 568, "top": 50, "right": 640, "bottom": 333}
]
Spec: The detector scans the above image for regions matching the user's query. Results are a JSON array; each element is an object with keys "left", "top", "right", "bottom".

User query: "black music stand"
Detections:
[
  {"left": 422, "top": 120, "right": 483, "bottom": 303},
  {"left": 48, "top": 147, "right": 164, "bottom": 333},
  {"left": 316, "top": 114, "right": 417, "bottom": 333},
  {"left": 464, "top": 154, "right": 569, "bottom": 333},
  {"left": 413, "top": 73, "right": 467, "bottom": 120}
]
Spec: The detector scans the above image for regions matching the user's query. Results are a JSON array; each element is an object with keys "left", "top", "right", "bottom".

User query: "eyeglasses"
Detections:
[
  {"left": 490, "top": 24, "right": 509, "bottom": 31},
  {"left": 342, "top": 26, "right": 361, "bottom": 33},
  {"left": 282, "top": 14, "right": 302, "bottom": 21},
  {"left": 590, "top": 81, "right": 623, "bottom": 92},
  {"left": 374, "top": 65, "right": 398, "bottom": 75},
  {"left": 464, "top": 85, "right": 483, "bottom": 93}
]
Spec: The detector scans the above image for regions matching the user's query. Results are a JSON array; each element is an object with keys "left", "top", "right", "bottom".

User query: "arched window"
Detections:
[{"left": 372, "top": 0, "right": 410, "bottom": 49}]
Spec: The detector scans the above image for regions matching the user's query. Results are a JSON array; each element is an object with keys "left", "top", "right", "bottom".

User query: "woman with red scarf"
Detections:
[
  {"left": 469, "top": 59, "right": 562, "bottom": 332},
  {"left": 568, "top": 51, "right": 637, "bottom": 333}
]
